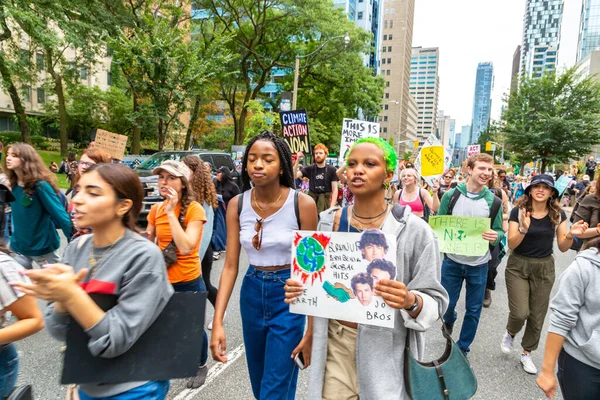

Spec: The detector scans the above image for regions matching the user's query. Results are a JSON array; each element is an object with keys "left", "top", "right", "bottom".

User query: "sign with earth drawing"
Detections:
[{"left": 289, "top": 229, "right": 397, "bottom": 328}]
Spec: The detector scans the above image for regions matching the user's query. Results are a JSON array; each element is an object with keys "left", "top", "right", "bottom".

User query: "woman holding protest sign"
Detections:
[
  {"left": 210, "top": 130, "right": 318, "bottom": 400},
  {"left": 284, "top": 137, "right": 448, "bottom": 399},
  {"left": 502, "top": 174, "right": 587, "bottom": 375}
]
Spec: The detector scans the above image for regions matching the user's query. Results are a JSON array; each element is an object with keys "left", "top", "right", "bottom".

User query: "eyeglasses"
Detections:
[
  {"left": 252, "top": 218, "right": 264, "bottom": 251},
  {"left": 79, "top": 161, "right": 95, "bottom": 168}
]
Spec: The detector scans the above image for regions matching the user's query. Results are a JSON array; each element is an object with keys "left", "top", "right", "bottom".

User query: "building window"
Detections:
[
  {"left": 384, "top": 20, "right": 387, "bottom": 28},
  {"left": 388, "top": 46, "right": 392, "bottom": 52},
  {"left": 388, "top": 34, "right": 393, "bottom": 40},
  {"left": 390, "top": 20, "right": 393, "bottom": 28},
  {"left": 383, "top": 35, "right": 387, "bottom": 40},
  {"left": 21, "top": 86, "right": 30, "bottom": 102},
  {"left": 387, "top": 70, "right": 390, "bottom": 76},
  {"left": 384, "top": 104, "right": 388, "bottom": 110},
  {"left": 357, "top": 12, "right": 363, "bottom": 20},
  {"left": 383, "top": 47, "right": 386, "bottom": 53},
  {"left": 386, "top": 81, "right": 390, "bottom": 87},
  {"left": 384, "top": 116, "right": 388, "bottom": 121},
  {"left": 37, "top": 88, "right": 45, "bottom": 104},
  {"left": 80, "top": 66, "right": 88, "bottom": 80},
  {"left": 387, "top": 58, "right": 391, "bottom": 63},
  {"left": 383, "top": 127, "right": 388, "bottom": 133},
  {"left": 36, "top": 53, "right": 44, "bottom": 72},
  {"left": 385, "top": 93, "right": 389, "bottom": 99},
  {"left": 382, "top": 59, "right": 386, "bottom": 64},
  {"left": 107, "top": 71, "right": 112, "bottom": 86}
]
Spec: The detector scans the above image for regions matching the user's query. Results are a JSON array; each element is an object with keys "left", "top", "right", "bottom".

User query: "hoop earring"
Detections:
[{"left": 383, "top": 181, "right": 390, "bottom": 190}]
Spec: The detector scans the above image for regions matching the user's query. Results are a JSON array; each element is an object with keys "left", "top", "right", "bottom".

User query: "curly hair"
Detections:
[
  {"left": 177, "top": 175, "right": 196, "bottom": 228},
  {"left": 345, "top": 137, "right": 398, "bottom": 173},
  {"left": 182, "top": 155, "right": 218, "bottom": 209},
  {"left": 4, "top": 143, "right": 60, "bottom": 196},
  {"left": 515, "top": 193, "right": 562, "bottom": 227},
  {"left": 314, "top": 143, "right": 329, "bottom": 154},
  {"left": 241, "top": 130, "right": 295, "bottom": 192}
]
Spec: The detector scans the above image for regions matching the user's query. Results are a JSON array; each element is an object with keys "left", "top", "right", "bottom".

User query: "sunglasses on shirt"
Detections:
[{"left": 252, "top": 218, "right": 264, "bottom": 251}]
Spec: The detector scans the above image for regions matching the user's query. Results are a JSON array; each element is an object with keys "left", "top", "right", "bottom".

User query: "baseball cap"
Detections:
[{"left": 152, "top": 160, "right": 191, "bottom": 179}]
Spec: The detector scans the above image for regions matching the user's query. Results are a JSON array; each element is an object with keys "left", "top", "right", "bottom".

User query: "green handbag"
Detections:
[{"left": 404, "top": 325, "right": 477, "bottom": 400}]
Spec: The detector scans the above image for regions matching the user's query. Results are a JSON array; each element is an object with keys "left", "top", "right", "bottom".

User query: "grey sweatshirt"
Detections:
[
  {"left": 44, "top": 230, "right": 174, "bottom": 397},
  {"left": 548, "top": 249, "right": 600, "bottom": 370},
  {"left": 309, "top": 206, "right": 449, "bottom": 400}
]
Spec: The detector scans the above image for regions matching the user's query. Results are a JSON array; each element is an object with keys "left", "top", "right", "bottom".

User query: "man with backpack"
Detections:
[{"left": 437, "top": 153, "right": 505, "bottom": 355}]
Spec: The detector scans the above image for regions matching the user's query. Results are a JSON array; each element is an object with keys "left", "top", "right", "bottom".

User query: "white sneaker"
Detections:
[
  {"left": 501, "top": 331, "right": 514, "bottom": 354},
  {"left": 521, "top": 353, "right": 538, "bottom": 374}
]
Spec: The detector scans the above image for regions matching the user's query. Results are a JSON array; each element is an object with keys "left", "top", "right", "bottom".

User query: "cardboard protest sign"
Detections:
[
  {"left": 414, "top": 134, "right": 451, "bottom": 187},
  {"left": 95, "top": 129, "right": 128, "bottom": 160},
  {"left": 467, "top": 144, "right": 480, "bottom": 157},
  {"left": 429, "top": 216, "right": 490, "bottom": 257},
  {"left": 290, "top": 230, "right": 397, "bottom": 328},
  {"left": 339, "top": 118, "right": 380, "bottom": 165},
  {"left": 280, "top": 109, "right": 310, "bottom": 154},
  {"left": 554, "top": 175, "right": 572, "bottom": 196}
]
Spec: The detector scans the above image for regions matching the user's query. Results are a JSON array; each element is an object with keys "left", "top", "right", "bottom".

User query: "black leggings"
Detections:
[
  {"left": 201, "top": 245, "right": 218, "bottom": 308},
  {"left": 558, "top": 348, "right": 600, "bottom": 400}
]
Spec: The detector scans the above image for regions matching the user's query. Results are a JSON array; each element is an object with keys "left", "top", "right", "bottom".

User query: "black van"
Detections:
[{"left": 135, "top": 151, "right": 240, "bottom": 225}]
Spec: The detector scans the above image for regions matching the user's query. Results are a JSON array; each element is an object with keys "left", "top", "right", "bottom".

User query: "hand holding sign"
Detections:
[
  {"left": 375, "top": 279, "right": 411, "bottom": 310},
  {"left": 482, "top": 230, "right": 498, "bottom": 243}
]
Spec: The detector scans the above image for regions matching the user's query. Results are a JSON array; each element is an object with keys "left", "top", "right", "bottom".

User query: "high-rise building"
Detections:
[
  {"left": 408, "top": 47, "right": 440, "bottom": 145},
  {"left": 460, "top": 125, "right": 472, "bottom": 148},
  {"left": 520, "top": 0, "right": 564, "bottom": 77},
  {"left": 577, "top": 0, "right": 600, "bottom": 62},
  {"left": 378, "top": 0, "right": 417, "bottom": 154},
  {"left": 470, "top": 62, "right": 494, "bottom": 144},
  {"left": 436, "top": 110, "right": 454, "bottom": 149},
  {"left": 510, "top": 45, "right": 521, "bottom": 92}
]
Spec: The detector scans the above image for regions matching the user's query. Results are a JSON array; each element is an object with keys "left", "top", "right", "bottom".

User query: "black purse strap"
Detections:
[{"left": 432, "top": 360, "right": 450, "bottom": 400}]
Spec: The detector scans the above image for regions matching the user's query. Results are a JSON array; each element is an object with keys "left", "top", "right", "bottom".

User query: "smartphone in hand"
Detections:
[{"left": 294, "top": 352, "right": 306, "bottom": 370}]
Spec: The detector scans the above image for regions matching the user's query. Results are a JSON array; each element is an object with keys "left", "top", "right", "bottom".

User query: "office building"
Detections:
[
  {"left": 510, "top": 45, "right": 521, "bottom": 92},
  {"left": 577, "top": 0, "right": 600, "bottom": 62},
  {"left": 470, "top": 62, "right": 494, "bottom": 143},
  {"left": 520, "top": 0, "right": 564, "bottom": 77},
  {"left": 378, "top": 0, "right": 417, "bottom": 154},
  {"left": 436, "top": 110, "right": 454, "bottom": 149},
  {"left": 408, "top": 47, "right": 440, "bottom": 145}
]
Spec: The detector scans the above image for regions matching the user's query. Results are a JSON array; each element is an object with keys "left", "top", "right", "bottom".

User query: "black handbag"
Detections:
[
  {"left": 162, "top": 241, "right": 178, "bottom": 267},
  {"left": 7, "top": 385, "right": 33, "bottom": 400},
  {"left": 404, "top": 325, "right": 477, "bottom": 400}
]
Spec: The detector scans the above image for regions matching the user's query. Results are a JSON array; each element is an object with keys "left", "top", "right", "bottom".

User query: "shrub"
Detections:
[
  {"left": 0, "top": 131, "right": 23, "bottom": 145},
  {"left": 31, "top": 135, "right": 52, "bottom": 150}
]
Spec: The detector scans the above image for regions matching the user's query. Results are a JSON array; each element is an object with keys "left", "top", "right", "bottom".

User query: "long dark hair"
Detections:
[
  {"left": 85, "top": 164, "right": 144, "bottom": 231},
  {"left": 515, "top": 193, "right": 562, "bottom": 227},
  {"left": 241, "top": 130, "right": 294, "bottom": 192},
  {"left": 4, "top": 143, "right": 60, "bottom": 196}
]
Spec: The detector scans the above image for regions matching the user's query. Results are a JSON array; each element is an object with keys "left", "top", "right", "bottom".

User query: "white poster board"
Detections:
[
  {"left": 414, "top": 134, "right": 452, "bottom": 187},
  {"left": 289, "top": 230, "right": 397, "bottom": 328},
  {"left": 339, "top": 118, "right": 380, "bottom": 165},
  {"left": 467, "top": 144, "right": 481, "bottom": 157}
]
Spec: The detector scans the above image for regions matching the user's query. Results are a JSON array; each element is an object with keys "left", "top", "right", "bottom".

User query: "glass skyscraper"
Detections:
[
  {"left": 470, "top": 62, "right": 494, "bottom": 144},
  {"left": 520, "top": 0, "right": 563, "bottom": 77},
  {"left": 577, "top": 0, "right": 600, "bottom": 62}
]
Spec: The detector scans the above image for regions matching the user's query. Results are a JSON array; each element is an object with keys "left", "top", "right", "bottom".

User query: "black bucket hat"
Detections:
[{"left": 525, "top": 174, "right": 559, "bottom": 198}]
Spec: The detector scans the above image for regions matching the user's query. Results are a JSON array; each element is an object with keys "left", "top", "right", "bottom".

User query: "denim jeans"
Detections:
[
  {"left": 558, "top": 348, "right": 600, "bottom": 400},
  {"left": 13, "top": 250, "right": 61, "bottom": 270},
  {"left": 172, "top": 278, "right": 209, "bottom": 366},
  {"left": 3, "top": 211, "right": 11, "bottom": 246},
  {"left": 78, "top": 381, "right": 169, "bottom": 400},
  {"left": 240, "top": 266, "right": 305, "bottom": 400},
  {"left": 441, "top": 257, "right": 488, "bottom": 353},
  {"left": 0, "top": 343, "right": 18, "bottom": 397}
]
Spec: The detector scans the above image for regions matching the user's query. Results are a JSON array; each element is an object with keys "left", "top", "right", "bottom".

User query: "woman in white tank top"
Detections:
[{"left": 210, "top": 131, "right": 318, "bottom": 399}]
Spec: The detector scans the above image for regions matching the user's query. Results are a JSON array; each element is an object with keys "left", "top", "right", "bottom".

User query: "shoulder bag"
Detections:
[
  {"left": 161, "top": 203, "right": 186, "bottom": 268},
  {"left": 404, "top": 324, "right": 477, "bottom": 400}
]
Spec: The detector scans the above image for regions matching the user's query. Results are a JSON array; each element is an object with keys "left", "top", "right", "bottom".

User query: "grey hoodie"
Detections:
[
  {"left": 309, "top": 206, "right": 449, "bottom": 400},
  {"left": 548, "top": 248, "right": 600, "bottom": 370}
]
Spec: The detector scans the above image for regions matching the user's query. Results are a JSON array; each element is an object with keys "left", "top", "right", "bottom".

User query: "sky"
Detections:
[{"left": 412, "top": 0, "right": 581, "bottom": 130}]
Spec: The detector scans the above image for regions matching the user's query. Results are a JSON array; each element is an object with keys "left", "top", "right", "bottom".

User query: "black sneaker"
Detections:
[
  {"left": 186, "top": 364, "right": 208, "bottom": 389},
  {"left": 442, "top": 322, "right": 454, "bottom": 336}
]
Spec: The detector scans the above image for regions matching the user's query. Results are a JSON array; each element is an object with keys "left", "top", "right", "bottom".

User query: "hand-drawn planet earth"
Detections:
[{"left": 295, "top": 236, "right": 326, "bottom": 273}]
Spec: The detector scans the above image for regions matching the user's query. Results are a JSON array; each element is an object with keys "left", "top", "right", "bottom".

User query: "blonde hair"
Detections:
[{"left": 400, "top": 168, "right": 421, "bottom": 186}]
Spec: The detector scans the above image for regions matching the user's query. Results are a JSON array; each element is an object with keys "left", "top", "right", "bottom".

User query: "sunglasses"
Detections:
[
  {"left": 444, "top": 175, "right": 453, "bottom": 179},
  {"left": 252, "top": 218, "right": 264, "bottom": 251}
]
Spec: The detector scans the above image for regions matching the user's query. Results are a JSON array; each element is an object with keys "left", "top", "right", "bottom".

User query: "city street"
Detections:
[{"left": 14, "top": 233, "right": 573, "bottom": 400}]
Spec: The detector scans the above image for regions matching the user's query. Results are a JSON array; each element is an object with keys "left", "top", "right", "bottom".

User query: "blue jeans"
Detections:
[
  {"left": 240, "top": 266, "right": 305, "bottom": 400},
  {"left": 13, "top": 250, "right": 61, "bottom": 270},
  {"left": 0, "top": 343, "right": 18, "bottom": 397},
  {"left": 3, "top": 211, "right": 11, "bottom": 246},
  {"left": 172, "top": 278, "right": 209, "bottom": 366},
  {"left": 78, "top": 381, "right": 169, "bottom": 399},
  {"left": 441, "top": 257, "right": 488, "bottom": 353}
]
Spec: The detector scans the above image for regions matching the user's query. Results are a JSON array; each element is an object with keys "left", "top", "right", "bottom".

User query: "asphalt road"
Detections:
[{"left": 14, "top": 233, "right": 575, "bottom": 400}]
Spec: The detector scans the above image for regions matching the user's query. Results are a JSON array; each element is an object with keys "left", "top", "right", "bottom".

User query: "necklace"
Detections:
[
  {"left": 88, "top": 237, "right": 121, "bottom": 275},
  {"left": 350, "top": 205, "right": 390, "bottom": 232},
  {"left": 352, "top": 206, "right": 388, "bottom": 220},
  {"left": 253, "top": 189, "right": 283, "bottom": 212}
]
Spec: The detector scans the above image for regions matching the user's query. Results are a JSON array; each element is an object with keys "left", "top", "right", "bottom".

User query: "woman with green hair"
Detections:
[{"left": 284, "top": 137, "right": 448, "bottom": 399}]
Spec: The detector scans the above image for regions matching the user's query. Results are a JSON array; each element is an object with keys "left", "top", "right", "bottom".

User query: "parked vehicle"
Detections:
[{"left": 135, "top": 151, "right": 239, "bottom": 225}]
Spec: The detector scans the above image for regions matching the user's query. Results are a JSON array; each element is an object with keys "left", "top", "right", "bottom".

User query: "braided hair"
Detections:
[{"left": 241, "top": 130, "right": 295, "bottom": 192}]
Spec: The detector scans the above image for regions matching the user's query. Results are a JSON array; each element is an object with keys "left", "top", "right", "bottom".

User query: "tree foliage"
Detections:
[{"left": 503, "top": 68, "right": 600, "bottom": 172}]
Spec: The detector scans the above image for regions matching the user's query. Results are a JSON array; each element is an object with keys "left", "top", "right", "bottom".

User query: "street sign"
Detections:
[{"left": 467, "top": 144, "right": 481, "bottom": 157}]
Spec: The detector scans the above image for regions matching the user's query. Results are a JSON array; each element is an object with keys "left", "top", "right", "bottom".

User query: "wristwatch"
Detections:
[
  {"left": 518, "top": 227, "right": 527, "bottom": 235},
  {"left": 405, "top": 293, "right": 419, "bottom": 312}
]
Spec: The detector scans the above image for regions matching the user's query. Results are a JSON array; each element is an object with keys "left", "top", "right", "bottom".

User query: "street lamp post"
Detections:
[{"left": 292, "top": 33, "right": 350, "bottom": 110}]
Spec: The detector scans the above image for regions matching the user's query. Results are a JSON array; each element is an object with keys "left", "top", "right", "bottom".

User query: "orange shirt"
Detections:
[{"left": 148, "top": 201, "right": 206, "bottom": 283}]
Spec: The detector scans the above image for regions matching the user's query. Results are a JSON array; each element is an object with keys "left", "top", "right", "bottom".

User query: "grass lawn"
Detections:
[{"left": 38, "top": 150, "right": 70, "bottom": 190}]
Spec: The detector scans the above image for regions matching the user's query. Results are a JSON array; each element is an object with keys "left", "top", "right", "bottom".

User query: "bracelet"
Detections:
[
  {"left": 518, "top": 227, "right": 528, "bottom": 235},
  {"left": 596, "top": 227, "right": 600, "bottom": 235},
  {"left": 405, "top": 293, "right": 419, "bottom": 312}
]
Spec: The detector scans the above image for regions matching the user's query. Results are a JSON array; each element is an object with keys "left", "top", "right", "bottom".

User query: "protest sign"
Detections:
[
  {"left": 280, "top": 109, "right": 310, "bottom": 154},
  {"left": 95, "top": 129, "right": 128, "bottom": 160},
  {"left": 429, "top": 216, "right": 490, "bottom": 257},
  {"left": 339, "top": 118, "right": 379, "bottom": 164},
  {"left": 467, "top": 144, "right": 481, "bottom": 157},
  {"left": 289, "top": 229, "right": 397, "bottom": 328},
  {"left": 414, "top": 134, "right": 451, "bottom": 187},
  {"left": 554, "top": 174, "right": 572, "bottom": 196}
]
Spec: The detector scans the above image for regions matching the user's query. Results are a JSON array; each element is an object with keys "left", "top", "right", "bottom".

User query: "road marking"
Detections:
[{"left": 173, "top": 344, "right": 245, "bottom": 400}]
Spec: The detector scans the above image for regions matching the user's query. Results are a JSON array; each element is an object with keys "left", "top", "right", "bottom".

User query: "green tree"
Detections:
[{"left": 503, "top": 68, "right": 600, "bottom": 172}]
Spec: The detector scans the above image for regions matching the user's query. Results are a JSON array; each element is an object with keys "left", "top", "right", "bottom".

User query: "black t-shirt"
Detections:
[
  {"left": 301, "top": 164, "right": 338, "bottom": 194},
  {"left": 509, "top": 207, "right": 567, "bottom": 258}
]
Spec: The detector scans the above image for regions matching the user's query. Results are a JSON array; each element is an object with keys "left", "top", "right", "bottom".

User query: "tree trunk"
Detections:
[
  {"left": 541, "top": 159, "right": 547, "bottom": 174},
  {"left": 0, "top": 52, "right": 30, "bottom": 143},
  {"left": 236, "top": 106, "right": 248, "bottom": 145},
  {"left": 185, "top": 95, "right": 201, "bottom": 150},
  {"left": 130, "top": 95, "right": 141, "bottom": 154},
  {"left": 45, "top": 49, "right": 68, "bottom": 157},
  {"left": 157, "top": 119, "right": 165, "bottom": 150}
]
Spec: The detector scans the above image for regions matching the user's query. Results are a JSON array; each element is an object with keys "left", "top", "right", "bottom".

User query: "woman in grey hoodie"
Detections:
[
  {"left": 285, "top": 138, "right": 448, "bottom": 399},
  {"left": 537, "top": 240, "right": 600, "bottom": 399}
]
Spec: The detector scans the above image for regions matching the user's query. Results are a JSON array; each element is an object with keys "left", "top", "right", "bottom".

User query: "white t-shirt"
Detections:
[{"left": 0, "top": 252, "right": 29, "bottom": 326}]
